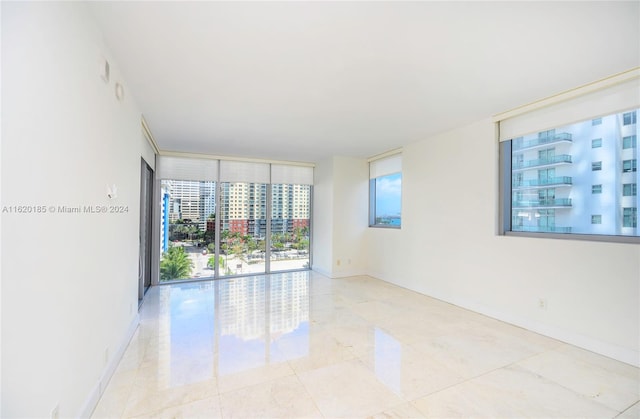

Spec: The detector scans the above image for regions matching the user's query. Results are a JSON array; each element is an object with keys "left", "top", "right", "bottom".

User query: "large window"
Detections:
[
  {"left": 498, "top": 69, "right": 639, "bottom": 241},
  {"left": 369, "top": 153, "right": 402, "bottom": 228},
  {"left": 158, "top": 157, "right": 313, "bottom": 281},
  {"left": 501, "top": 107, "right": 640, "bottom": 239},
  {"left": 160, "top": 180, "right": 216, "bottom": 281},
  {"left": 219, "top": 181, "right": 268, "bottom": 277},
  {"left": 270, "top": 184, "right": 311, "bottom": 272}
]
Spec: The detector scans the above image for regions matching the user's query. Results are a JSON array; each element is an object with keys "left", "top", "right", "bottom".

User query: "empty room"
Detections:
[{"left": 1, "top": 1, "right": 639, "bottom": 418}]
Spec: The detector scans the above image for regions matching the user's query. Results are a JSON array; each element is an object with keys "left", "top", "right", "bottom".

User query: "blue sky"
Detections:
[{"left": 376, "top": 173, "right": 402, "bottom": 216}]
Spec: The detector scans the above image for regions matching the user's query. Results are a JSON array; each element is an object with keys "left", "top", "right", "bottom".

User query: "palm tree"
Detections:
[{"left": 160, "top": 246, "right": 193, "bottom": 280}]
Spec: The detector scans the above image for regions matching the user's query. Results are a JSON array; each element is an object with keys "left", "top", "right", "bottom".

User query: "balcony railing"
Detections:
[
  {"left": 513, "top": 176, "right": 573, "bottom": 189},
  {"left": 513, "top": 154, "right": 572, "bottom": 170},
  {"left": 512, "top": 133, "right": 572, "bottom": 151},
  {"left": 512, "top": 225, "right": 572, "bottom": 233},
  {"left": 512, "top": 198, "right": 572, "bottom": 208}
]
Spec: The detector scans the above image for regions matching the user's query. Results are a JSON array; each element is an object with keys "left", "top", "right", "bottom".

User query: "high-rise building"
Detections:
[
  {"left": 511, "top": 110, "right": 639, "bottom": 235},
  {"left": 162, "top": 180, "right": 310, "bottom": 239},
  {"left": 220, "top": 182, "right": 310, "bottom": 236},
  {"left": 163, "top": 180, "right": 216, "bottom": 231}
]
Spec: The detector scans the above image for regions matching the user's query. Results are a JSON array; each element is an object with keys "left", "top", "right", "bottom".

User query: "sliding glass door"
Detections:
[
  {"left": 157, "top": 157, "right": 313, "bottom": 282},
  {"left": 270, "top": 184, "right": 311, "bottom": 272},
  {"left": 139, "top": 159, "right": 154, "bottom": 299},
  {"left": 219, "top": 182, "right": 267, "bottom": 277},
  {"left": 160, "top": 180, "right": 216, "bottom": 282}
]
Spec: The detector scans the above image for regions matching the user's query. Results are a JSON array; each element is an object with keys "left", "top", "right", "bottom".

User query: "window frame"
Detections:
[
  {"left": 158, "top": 157, "right": 315, "bottom": 282},
  {"left": 369, "top": 172, "right": 402, "bottom": 229},
  {"left": 623, "top": 183, "right": 637, "bottom": 196},
  {"left": 499, "top": 127, "right": 640, "bottom": 244},
  {"left": 623, "top": 159, "right": 637, "bottom": 173},
  {"left": 369, "top": 153, "right": 402, "bottom": 229},
  {"left": 623, "top": 111, "right": 637, "bottom": 125},
  {"left": 623, "top": 207, "right": 637, "bottom": 228},
  {"left": 623, "top": 135, "right": 637, "bottom": 149},
  {"left": 496, "top": 68, "right": 640, "bottom": 244}
]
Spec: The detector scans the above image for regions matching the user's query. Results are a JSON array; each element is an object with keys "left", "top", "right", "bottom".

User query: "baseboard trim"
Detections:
[
  {"left": 77, "top": 313, "right": 140, "bottom": 418},
  {"left": 446, "top": 294, "right": 640, "bottom": 368},
  {"left": 366, "top": 273, "right": 639, "bottom": 368},
  {"left": 330, "top": 269, "right": 365, "bottom": 278},
  {"left": 311, "top": 266, "right": 332, "bottom": 278},
  {"left": 311, "top": 266, "right": 364, "bottom": 279}
]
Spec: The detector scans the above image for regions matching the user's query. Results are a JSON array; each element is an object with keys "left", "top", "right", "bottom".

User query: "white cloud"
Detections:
[{"left": 377, "top": 177, "right": 401, "bottom": 198}]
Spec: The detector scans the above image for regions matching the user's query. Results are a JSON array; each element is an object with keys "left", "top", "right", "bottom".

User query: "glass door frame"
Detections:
[
  {"left": 159, "top": 177, "right": 313, "bottom": 284},
  {"left": 139, "top": 158, "right": 154, "bottom": 301}
]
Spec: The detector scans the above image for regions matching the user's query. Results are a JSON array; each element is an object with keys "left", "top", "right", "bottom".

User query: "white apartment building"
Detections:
[{"left": 512, "top": 110, "right": 639, "bottom": 235}]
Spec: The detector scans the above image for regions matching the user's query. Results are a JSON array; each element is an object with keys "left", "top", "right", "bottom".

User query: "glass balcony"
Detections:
[
  {"left": 512, "top": 133, "right": 572, "bottom": 151},
  {"left": 513, "top": 154, "right": 572, "bottom": 170},
  {"left": 512, "top": 225, "right": 572, "bottom": 233},
  {"left": 512, "top": 176, "right": 572, "bottom": 189},
  {"left": 512, "top": 198, "right": 572, "bottom": 208}
]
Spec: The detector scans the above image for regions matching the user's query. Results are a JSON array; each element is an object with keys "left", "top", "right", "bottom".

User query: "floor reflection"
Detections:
[
  {"left": 94, "top": 273, "right": 639, "bottom": 418},
  {"left": 374, "top": 328, "right": 402, "bottom": 394},
  {"left": 159, "top": 272, "right": 310, "bottom": 385}
]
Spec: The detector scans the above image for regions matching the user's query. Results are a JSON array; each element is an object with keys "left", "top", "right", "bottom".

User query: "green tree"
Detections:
[
  {"left": 185, "top": 225, "right": 198, "bottom": 241},
  {"left": 299, "top": 238, "right": 309, "bottom": 250},
  {"left": 231, "top": 243, "right": 247, "bottom": 263},
  {"left": 271, "top": 233, "right": 286, "bottom": 250},
  {"left": 246, "top": 236, "right": 258, "bottom": 252},
  {"left": 160, "top": 246, "right": 193, "bottom": 281},
  {"left": 207, "top": 255, "right": 225, "bottom": 269},
  {"left": 203, "top": 230, "right": 214, "bottom": 246}
]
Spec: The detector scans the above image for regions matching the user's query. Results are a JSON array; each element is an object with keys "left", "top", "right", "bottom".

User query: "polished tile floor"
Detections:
[{"left": 92, "top": 272, "right": 639, "bottom": 418}]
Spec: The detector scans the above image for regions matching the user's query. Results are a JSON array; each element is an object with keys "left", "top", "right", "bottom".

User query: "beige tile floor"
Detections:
[{"left": 92, "top": 271, "right": 639, "bottom": 418}]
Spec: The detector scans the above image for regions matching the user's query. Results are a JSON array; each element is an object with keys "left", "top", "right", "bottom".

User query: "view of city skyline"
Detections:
[{"left": 160, "top": 179, "right": 311, "bottom": 281}]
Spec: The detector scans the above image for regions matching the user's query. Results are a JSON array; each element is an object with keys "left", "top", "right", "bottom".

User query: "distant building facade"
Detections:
[{"left": 512, "top": 110, "right": 639, "bottom": 235}]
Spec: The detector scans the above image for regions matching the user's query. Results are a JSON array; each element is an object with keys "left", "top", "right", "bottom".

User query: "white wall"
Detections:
[
  {"left": 2, "top": 2, "right": 147, "bottom": 416},
  {"left": 312, "top": 156, "right": 368, "bottom": 278},
  {"left": 366, "top": 118, "right": 640, "bottom": 366},
  {"left": 331, "top": 156, "right": 368, "bottom": 277},
  {"left": 311, "top": 157, "right": 334, "bottom": 276}
]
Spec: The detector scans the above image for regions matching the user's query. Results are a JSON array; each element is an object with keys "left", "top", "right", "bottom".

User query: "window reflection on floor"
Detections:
[{"left": 159, "top": 272, "right": 310, "bottom": 386}]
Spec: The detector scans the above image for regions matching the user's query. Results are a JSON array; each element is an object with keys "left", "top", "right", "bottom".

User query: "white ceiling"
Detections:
[{"left": 88, "top": 1, "right": 639, "bottom": 163}]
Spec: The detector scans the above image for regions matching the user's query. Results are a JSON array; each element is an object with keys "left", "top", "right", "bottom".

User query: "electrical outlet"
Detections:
[
  {"left": 538, "top": 298, "right": 548, "bottom": 310},
  {"left": 51, "top": 404, "right": 59, "bottom": 419},
  {"left": 348, "top": 258, "right": 352, "bottom": 265},
  {"left": 336, "top": 259, "right": 341, "bottom": 266},
  {"left": 104, "top": 347, "right": 109, "bottom": 366}
]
